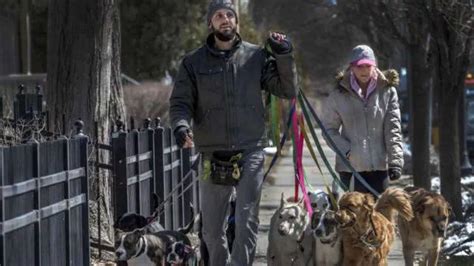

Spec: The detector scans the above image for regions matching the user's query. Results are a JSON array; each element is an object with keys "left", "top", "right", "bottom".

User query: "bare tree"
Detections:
[
  {"left": 46, "top": 0, "right": 126, "bottom": 244},
  {"left": 424, "top": 0, "right": 473, "bottom": 220}
]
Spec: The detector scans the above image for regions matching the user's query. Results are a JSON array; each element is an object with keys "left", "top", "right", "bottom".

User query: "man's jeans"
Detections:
[{"left": 200, "top": 149, "right": 265, "bottom": 266}]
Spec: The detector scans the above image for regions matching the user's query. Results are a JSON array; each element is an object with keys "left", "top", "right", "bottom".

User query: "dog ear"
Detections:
[{"left": 280, "top": 192, "right": 286, "bottom": 207}]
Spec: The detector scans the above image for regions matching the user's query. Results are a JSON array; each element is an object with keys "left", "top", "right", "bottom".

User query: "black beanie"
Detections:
[{"left": 207, "top": 0, "right": 238, "bottom": 25}]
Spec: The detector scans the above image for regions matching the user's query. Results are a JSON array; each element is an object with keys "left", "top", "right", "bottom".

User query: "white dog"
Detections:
[
  {"left": 267, "top": 193, "right": 314, "bottom": 266},
  {"left": 309, "top": 190, "right": 342, "bottom": 265}
]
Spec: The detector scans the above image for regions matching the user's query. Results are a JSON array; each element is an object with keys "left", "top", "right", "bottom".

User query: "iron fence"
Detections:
[{"left": 0, "top": 132, "right": 89, "bottom": 266}]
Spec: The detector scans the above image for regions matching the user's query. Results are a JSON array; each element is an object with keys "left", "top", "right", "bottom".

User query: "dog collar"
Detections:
[{"left": 318, "top": 232, "right": 340, "bottom": 247}]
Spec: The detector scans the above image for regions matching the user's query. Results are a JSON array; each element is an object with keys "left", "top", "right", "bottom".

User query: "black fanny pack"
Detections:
[{"left": 209, "top": 152, "right": 243, "bottom": 186}]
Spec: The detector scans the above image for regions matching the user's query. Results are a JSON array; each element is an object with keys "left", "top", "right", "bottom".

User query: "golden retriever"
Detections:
[
  {"left": 398, "top": 187, "right": 451, "bottom": 266},
  {"left": 335, "top": 188, "right": 414, "bottom": 266}
]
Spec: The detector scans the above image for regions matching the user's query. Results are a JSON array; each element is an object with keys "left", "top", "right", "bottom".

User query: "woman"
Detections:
[{"left": 322, "top": 44, "right": 404, "bottom": 197}]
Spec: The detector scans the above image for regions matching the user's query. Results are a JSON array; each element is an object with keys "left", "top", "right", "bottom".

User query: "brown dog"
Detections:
[
  {"left": 398, "top": 187, "right": 451, "bottom": 266},
  {"left": 335, "top": 188, "right": 414, "bottom": 266}
]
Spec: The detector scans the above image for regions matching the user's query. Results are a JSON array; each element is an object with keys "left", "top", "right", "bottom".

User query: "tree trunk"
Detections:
[
  {"left": 408, "top": 44, "right": 432, "bottom": 190},
  {"left": 46, "top": 0, "right": 125, "bottom": 248},
  {"left": 429, "top": 0, "right": 473, "bottom": 221},
  {"left": 438, "top": 90, "right": 463, "bottom": 219}
]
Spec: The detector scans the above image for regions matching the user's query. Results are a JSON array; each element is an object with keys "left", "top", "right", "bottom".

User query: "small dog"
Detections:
[
  {"left": 167, "top": 241, "right": 195, "bottom": 265},
  {"left": 115, "top": 228, "right": 195, "bottom": 266},
  {"left": 312, "top": 210, "right": 342, "bottom": 265},
  {"left": 335, "top": 188, "right": 414, "bottom": 266},
  {"left": 115, "top": 211, "right": 199, "bottom": 266},
  {"left": 398, "top": 187, "right": 451, "bottom": 266},
  {"left": 311, "top": 194, "right": 342, "bottom": 266},
  {"left": 267, "top": 193, "right": 314, "bottom": 266},
  {"left": 115, "top": 228, "right": 166, "bottom": 266}
]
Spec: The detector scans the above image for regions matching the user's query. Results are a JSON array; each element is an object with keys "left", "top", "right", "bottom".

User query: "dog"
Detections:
[
  {"left": 167, "top": 216, "right": 204, "bottom": 266},
  {"left": 310, "top": 191, "right": 342, "bottom": 266},
  {"left": 308, "top": 190, "right": 332, "bottom": 212},
  {"left": 116, "top": 228, "right": 195, "bottom": 266},
  {"left": 167, "top": 241, "right": 196, "bottom": 265},
  {"left": 335, "top": 187, "right": 414, "bottom": 266},
  {"left": 115, "top": 228, "right": 166, "bottom": 266},
  {"left": 267, "top": 193, "right": 314, "bottom": 266},
  {"left": 114, "top": 194, "right": 165, "bottom": 233},
  {"left": 115, "top": 209, "right": 199, "bottom": 266},
  {"left": 114, "top": 212, "right": 165, "bottom": 233},
  {"left": 398, "top": 187, "right": 451, "bottom": 266}
]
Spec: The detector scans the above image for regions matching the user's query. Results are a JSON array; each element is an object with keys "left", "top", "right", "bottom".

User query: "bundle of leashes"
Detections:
[{"left": 263, "top": 88, "right": 381, "bottom": 210}]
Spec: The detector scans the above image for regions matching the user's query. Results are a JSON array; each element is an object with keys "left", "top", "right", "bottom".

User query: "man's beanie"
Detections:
[{"left": 207, "top": 0, "right": 238, "bottom": 25}]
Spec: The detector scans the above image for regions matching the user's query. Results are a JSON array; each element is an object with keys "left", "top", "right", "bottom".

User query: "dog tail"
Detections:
[{"left": 375, "top": 187, "right": 414, "bottom": 222}]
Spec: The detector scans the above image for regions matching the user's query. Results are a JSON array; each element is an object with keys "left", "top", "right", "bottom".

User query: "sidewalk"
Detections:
[{"left": 253, "top": 128, "right": 405, "bottom": 265}]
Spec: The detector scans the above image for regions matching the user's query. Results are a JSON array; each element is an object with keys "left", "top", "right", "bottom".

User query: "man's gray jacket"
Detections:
[{"left": 170, "top": 34, "right": 298, "bottom": 152}]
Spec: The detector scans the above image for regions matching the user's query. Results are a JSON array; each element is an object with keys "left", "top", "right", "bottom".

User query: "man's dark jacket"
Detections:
[{"left": 170, "top": 34, "right": 297, "bottom": 152}]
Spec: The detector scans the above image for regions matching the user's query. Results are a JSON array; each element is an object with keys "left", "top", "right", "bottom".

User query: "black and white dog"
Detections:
[
  {"left": 115, "top": 228, "right": 166, "bottom": 266},
  {"left": 310, "top": 191, "right": 342, "bottom": 266},
  {"left": 116, "top": 226, "right": 196, "bottom": 266}
]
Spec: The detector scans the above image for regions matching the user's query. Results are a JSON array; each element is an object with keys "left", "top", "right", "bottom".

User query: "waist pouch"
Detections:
[{"left": 208, "top": 153, "right": 243, "bottom": 186}]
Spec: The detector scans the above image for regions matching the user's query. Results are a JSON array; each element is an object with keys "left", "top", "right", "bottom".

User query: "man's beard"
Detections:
[{"left": 213, "top": 27, "right": 236, "bottom": 42}]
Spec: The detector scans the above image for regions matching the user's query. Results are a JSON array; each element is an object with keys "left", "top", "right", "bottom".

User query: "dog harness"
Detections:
[{"left": 132, "top": 236, "right": 147, "bottom": 259}]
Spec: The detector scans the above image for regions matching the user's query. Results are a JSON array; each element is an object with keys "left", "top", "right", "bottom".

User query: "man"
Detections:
[{"left": 169, "top": 0, "right": 297, "bottom": 265}]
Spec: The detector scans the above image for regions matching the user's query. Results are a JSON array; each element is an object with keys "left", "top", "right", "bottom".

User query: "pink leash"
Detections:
[{"left": 291, "top": 106, "right": 313, "bottom": 217}]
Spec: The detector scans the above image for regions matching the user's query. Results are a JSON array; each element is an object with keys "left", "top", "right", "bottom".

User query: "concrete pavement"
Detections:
[{"left": 253, "top": 128, "right": 405, "bottom": 265}]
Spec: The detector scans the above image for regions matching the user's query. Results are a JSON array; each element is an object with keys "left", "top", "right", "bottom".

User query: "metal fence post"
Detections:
[
  {"left": 112, "top": 120, "right": 128, "bottom": 222},
  {"left": 153, "top": 121, "right": 168, "bottom": 228},
  {"left": 132, "top": 126, "right": 141, "bottom": 215},
  {"left": 144, "top": 118, "right": 155, "bottom": 215},
  {"left": 170, "top": 128, "right": 179, "bottom": 229},
  {"left": 60, "top": 132, "right": 72, "bottom": 264},
  {"left": 28, "top": 136, "right": 42, "bottom": 266},
  {"left": 181, "top": 148, "right": 192, "bottom": 226},
  {"left": 0, "top": 147, "right": 5, "bottom": 266},
  {"left": 72, "top": 120, "right": 90, "bottom": 266}
]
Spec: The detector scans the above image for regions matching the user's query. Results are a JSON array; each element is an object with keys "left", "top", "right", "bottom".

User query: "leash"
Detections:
[
  {"left": 263, "top": 99, "right": 296, "bottom": 180},
  {"left": 291, "top": 109, "right": 313, "bottom": 216},
  {"left": 151, "top": 153, "right": 201, "bottom": 221},
  {"left": 298, "top": 89, "right": 381, "bottom": 198},
  {"left": 298, "top": 114, "right": 339, "bottom": 210},
  {"left": 269, "top": 94, "right": 283, "bottom": 155}
]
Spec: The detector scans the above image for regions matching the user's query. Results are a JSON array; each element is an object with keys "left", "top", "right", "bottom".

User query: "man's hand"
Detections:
[
  {"left": 388, "top": 167, "right": 402, "bottom": 181},
  {"left": 174, "top": 126, "right": 193, "bottom": 148},
  {"left": 267, "top": 32, "right": 292, "bottom": 54}
]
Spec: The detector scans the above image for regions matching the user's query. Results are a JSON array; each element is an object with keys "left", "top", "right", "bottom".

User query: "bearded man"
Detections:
[{"left": 169, "top": 1, "right": 298, "bottom": 265}]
